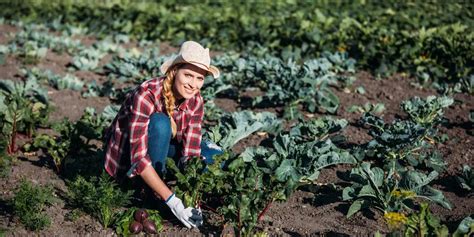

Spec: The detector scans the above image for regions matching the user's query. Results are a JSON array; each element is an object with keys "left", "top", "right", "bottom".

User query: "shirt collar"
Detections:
[{"left": 176, "top": 98, "right": 189, "bottom": 111}]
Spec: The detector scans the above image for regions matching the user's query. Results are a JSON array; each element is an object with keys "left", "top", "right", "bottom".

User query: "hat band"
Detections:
[{"left": 186, "top": 60, "right": 210, "bottom": 71}]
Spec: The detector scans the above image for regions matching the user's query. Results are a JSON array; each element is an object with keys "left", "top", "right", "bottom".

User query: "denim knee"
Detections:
[
  {"left": 149, "top": 113, "right": 171, "bottom": 138},
  {"left": 148, "top": 113, "right": 172, "bottom": 174}
]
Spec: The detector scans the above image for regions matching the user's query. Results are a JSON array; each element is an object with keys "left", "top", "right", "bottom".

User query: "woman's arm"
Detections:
[
  {"left": 139, "top": 165, "right": 173, "bottom": 200},
  {"left": 127, "top": 81, "right": 173, "bottom": 200}
]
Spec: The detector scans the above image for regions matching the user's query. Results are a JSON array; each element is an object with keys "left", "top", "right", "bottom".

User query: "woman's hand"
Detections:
[
  {"left": 140, "top": 165, "right": 203, "bottom": 228},
  {"left": 165, "top": 193, "right": 203, "bottom": 228}
]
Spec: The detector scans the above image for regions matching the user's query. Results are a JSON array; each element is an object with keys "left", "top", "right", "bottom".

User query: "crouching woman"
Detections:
[{"left": 103, "top": 41, "right": 223, "bottom": 229}]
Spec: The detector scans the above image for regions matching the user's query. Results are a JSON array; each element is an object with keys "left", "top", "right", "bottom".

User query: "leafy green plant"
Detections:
[
  {"left": 104, "top": 49, "right": 166, "bottom": 83},
  {"left": 5, "top": 2, "right": 472, "bottom": 85},
  {"left": 166, "top": 152, "right": 230, "bottom": 208},
  {"left": 453, "top": 216, "right": 474, "bottom": 237},
  {"left": 24, "top": 107, "right": 112, "bottom": 174},
  {"left": 214, "top": 51, "right": 355, "bottom": 114},
  {"left": 66, "top": 172, "right": 133, "bottom": 228},
  {"left": 403, "top": 203, "right": 449, "bottom": 237},
  {"left": 11, "top": 180, "right": 56, "bottom": 230},
  {"left": 50, "top": 74, "right": 84, "bottom": 91},
  {"left": 457, "top": 75, "right": 474, "bottom": 94},
  {"left": 9, "top": 25, "right": 83, "bottom": 55},
  {"left": 218, "top": 117, "right": 355, "bottom": 236},
  {"left": 289, "top": 116, "right": 348, "bottom": 142},
  {"left": 82, "top": 80, "right": 118, "bottom": 98},
  {"left": 468, "top": 110, "right": 474, "bottom": 136},
  {"left": 204, "top": 100, "right": 225, "bottom": 122},
  {"left": 71, "top": 48, "right": 103, "bottom": 71},
  {"left": 401, "top": 96, "right": 453, "bottom": 128},
  {"left": 455, "top": 165, "right": 474, "bottom": 194},
  {"left": 0, "top": 138, "right": 13, "bottom": 178},
  {"left": 347, "top": 102, "right": 385, "bottom": 114},
  {"left": 342, "top": 162, "right": 451, "bottom": 218},
  {"left": 360, "top": 113, "right": 446, "bottom": 172},
  {"left": 206, "top": 111, "right": 281, "bottom": 150},
  {"left": 17, "top": 41, "right": 47, "bottom": 64},
  {"left": 0, "top": 79, "right": 49, "bottom": 154}
]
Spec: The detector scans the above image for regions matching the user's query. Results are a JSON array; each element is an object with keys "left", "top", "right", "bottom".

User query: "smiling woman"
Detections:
[
  {"left": 173, "top": 64, "right": 206, "bottom": 100},
  {"left": 102, "top": 41, "right": 223, "bottom": 229}
]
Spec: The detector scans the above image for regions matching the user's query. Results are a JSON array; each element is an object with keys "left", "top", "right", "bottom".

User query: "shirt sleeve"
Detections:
[
  {"left": 181, "top": 95, "right": 204, "bottom": 158},
  {"left": 127, "top": 85, "right": 155, "bottom": 177}
]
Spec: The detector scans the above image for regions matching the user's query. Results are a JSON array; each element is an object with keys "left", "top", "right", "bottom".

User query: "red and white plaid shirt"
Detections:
[{"left": 104, "top": 77, "right": 204, "bottom": 179}]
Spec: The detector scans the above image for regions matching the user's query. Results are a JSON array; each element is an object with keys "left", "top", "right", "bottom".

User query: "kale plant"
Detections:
[
  {"left": 360, "top": 113, "right": 446, "bottom": 172},
  {"left": 401, "top": 96, "right": 453, "bottom": 128},
  {"left": 342, "top": 163, "right": 451, "bottom": 218},
  {"left": 455, "top": 165, "right": 474, "bottom": 194},
  {"left": 219, "top": 116, "right": 355, "bottom": 236},
  {"left": 104, "top": 49, "right": 169, "bottom": 83},
  {"left": 453, "top": 216, "right": 474, "bottom": 237},
  {"left": 213, "top": 51, "right": 356, "bottom": 114},
  {"left": 205, "top": 110, "right": 281, "bottom": 150}
]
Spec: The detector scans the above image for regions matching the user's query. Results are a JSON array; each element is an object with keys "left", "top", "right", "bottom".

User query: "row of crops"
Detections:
[
  {"left": 0, "top": 1, "right": 473, "bottom": 236},
  {"left": 1, "top": 0, "right": 473, "bottom": 89}
]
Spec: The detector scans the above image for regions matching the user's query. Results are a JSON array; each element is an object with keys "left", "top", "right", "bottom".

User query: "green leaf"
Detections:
[
  {"left": 358, "top": 185, "right": 377, "bottom": 198},
  {"left": 275, "top": 159, "right": 300, "bottom": 182},
  {"left": 361, "top": 163, "right": 384, "bottom": 188},
  {"left": 342, "top": 187, "right": 355, "bottom": 201},
  {"left": 453, "top": 216, "right": 474, "bottom": 237},
  {"left": 347, "top": 199, "right": 365, "bottom": 218}
]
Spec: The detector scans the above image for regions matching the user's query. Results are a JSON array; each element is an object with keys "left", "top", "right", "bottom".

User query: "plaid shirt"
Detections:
[{"left": 104, "top": 77, "right": 204, "bottom": 179}]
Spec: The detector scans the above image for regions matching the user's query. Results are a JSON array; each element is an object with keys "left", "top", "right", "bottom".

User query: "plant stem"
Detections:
[
  {"left": 237, "top": 206, "right": 242, "bottom": 237},
  {"left": 8, "top": 113, "right": 18, "bottom": 154},
  {"left": 258, "top": 200, "right": 273, "bottom": 222},
  {"left": 199, "top": 201, "right": 217, "bottom": 213}
]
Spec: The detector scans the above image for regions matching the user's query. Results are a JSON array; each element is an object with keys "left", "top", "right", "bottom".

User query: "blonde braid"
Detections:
[{"left": 162, "top": 65, "right": 179, "bottom": 137}]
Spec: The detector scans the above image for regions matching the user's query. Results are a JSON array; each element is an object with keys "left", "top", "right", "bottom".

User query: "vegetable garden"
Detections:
[{"left": 0, "top": 1, "right": 473, "bottom": 236}]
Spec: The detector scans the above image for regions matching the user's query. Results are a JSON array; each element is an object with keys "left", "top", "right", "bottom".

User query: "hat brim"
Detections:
[{"left": 160, "top": 56, "right": 220, "bottom": 79}]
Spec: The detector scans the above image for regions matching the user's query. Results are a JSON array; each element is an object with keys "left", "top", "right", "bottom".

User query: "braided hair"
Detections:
[{"left": 162, "top": 64, "right": 180, "bottom": 137}]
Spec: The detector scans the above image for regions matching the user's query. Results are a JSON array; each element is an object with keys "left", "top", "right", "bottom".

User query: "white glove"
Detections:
[{"left": 165, "top": 193, "right": 203, "bottom": 228}]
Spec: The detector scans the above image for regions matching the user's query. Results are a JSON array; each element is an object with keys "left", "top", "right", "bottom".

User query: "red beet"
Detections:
[
  {"left": 134, "top": 209, "right": 149, "bottom": 223},
  {"left": 129, "top": 221, "right": 143, "bottom": 234},
  {"left": 142, "top": 219, "right": 157, "bottom": 234}
]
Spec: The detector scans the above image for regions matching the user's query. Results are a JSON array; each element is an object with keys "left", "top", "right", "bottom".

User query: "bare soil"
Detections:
[{"left": 0, "top": 23, "right": 473, "bottom": 236}]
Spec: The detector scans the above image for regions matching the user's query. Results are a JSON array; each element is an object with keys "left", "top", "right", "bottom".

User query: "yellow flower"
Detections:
[
  {"left": 337, "top": 45, "right": 346, "bottom": 53},
  {"left": 391, "top": 189, "right": 416, "bottom": 199},
  {"left": 384, "top": 212, "right": 408, "bottom": 230}
]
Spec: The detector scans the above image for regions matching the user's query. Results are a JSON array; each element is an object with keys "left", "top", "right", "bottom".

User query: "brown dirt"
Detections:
[
  {"left": 1, "top": 23, "right": 473, "bottom": 236},
  {"left": 0, "top": 24, "right": 17, "bottom": 44},
  {"left": 0, "top": 55, "right": 21, "bottom": 80}
]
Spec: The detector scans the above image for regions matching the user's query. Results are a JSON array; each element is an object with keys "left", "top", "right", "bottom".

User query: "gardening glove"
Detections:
[
  {"left": 165, "top": 193, "right": 203, "bottom": 228},
  {"left": 193, "top": 207, "right": 204, "bottom": 227}
]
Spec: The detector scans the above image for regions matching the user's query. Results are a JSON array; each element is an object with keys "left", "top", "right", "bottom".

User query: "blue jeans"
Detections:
[{"left": 146, "top": 113, "right": 223, "bottom": 176}]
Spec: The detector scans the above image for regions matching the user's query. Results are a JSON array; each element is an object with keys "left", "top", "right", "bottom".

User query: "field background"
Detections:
[{"left": 0, "top": 1, "right": 473, "bottom": 236}]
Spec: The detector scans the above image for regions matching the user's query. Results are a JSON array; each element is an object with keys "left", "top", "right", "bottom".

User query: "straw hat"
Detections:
[{"left": 160, "top": 41, "right": 220, "bottom": 78}]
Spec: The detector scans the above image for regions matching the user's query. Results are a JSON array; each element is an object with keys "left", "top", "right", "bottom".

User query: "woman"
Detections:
[{"left": 103, "top": 41, "right": 223, "bottom": 229}]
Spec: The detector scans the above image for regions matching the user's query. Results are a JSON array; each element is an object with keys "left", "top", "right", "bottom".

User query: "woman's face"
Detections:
[{"left": 173, "top": 64, "right": 207, "bottom": 100}]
